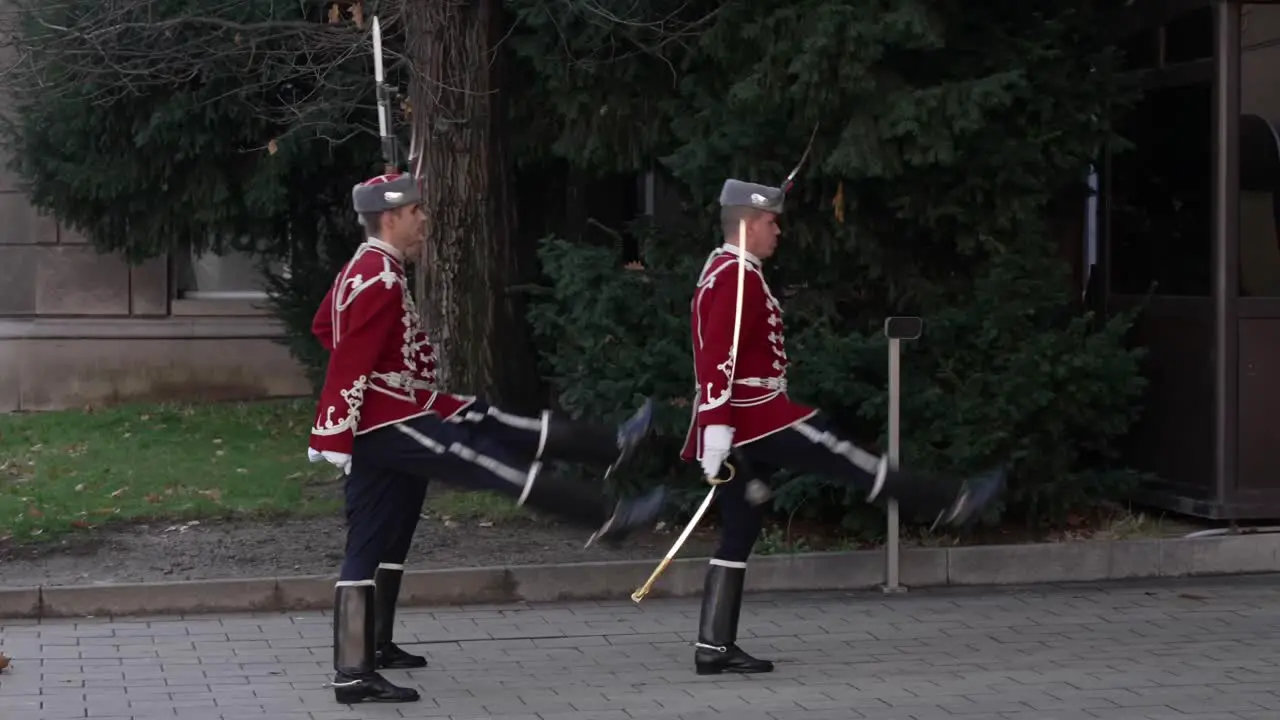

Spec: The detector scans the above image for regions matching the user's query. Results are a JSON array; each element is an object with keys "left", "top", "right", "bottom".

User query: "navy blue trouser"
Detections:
[
  {"left": 337, "top": 401, "right": 545, "bottom": 582},
  {"left": 339, "top": 465, "right": 429, "bottom": 582}
]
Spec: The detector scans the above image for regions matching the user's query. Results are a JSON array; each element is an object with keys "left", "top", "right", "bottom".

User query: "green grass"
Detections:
[
  {"left": 0, "top": 399, "right": 339, "bottom": 543},
  {"left": 422, "top": 487, "right": 528, "bottom": 525},
  {"left": 0, "top": 398, "right": 543, "bottom": 545}
]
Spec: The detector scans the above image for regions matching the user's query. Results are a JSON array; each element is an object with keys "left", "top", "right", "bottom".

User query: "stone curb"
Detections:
[{"left": 3, "top": 533, "right": 1279, "bottom": 619}]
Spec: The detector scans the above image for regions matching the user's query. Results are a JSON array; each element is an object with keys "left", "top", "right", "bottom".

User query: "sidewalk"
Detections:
[{"left": 3, "top": 576, "right": 1280, "bottom": 719}]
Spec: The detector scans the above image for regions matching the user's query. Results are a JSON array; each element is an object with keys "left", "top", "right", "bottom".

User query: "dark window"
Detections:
[
  {"left": 1107, "top": 80, "right": 1213, "bottom": 296},
  {"left": 1239, "top": 3, "right": 1280, "bottom": 297},
  {"left": 1118, "top": 28, "right": 1161, "bottom": 71},
  {"left": 1164, "top": 5, "right": 1215, "bottom": 64},
  {"left": 1115, "top": 3, "right": 1214, "bottom": 70}
]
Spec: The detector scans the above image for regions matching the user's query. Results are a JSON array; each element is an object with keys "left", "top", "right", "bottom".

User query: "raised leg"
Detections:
[
  {"left": 453, "top": 398, "right": 655, "bottom": 476},
  {"left": 495, "top": 397, "right": 664, "bottom": 545},
  {"left": 536, "top": 398, "right": 656, "bottom": 479},
  {"left": 371, "top": 400, "right": 667, "bottom": 548},
  {"left": 751, "top": 414, "right": 1006, "bottom": 528}
]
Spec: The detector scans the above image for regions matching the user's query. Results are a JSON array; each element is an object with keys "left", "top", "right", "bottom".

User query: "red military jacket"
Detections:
[
  {"left": 308, "top": 238, "right": 474, "bottom": 457},
  {"left": 680, "top": 243, "right": 818, "bottom": 462}
]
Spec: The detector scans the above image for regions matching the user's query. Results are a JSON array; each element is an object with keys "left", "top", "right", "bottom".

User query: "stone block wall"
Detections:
[{"left": 0, "top": 180, "right": 310, "bottom": 411}]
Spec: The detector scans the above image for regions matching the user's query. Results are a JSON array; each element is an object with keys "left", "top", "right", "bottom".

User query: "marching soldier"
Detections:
[
  {"left": 309, "top": 171, "right": 668, "bottom": 704},
  {"left": 680, "top": 177, "right": 1007, "bottom": 676}
]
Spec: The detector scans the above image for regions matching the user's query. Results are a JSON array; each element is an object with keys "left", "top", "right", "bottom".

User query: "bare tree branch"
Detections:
[{"left": 0, "top": 0, "right": 412, "bottom": 138}]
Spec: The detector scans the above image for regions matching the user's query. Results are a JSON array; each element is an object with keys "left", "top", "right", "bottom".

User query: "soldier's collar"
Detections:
[
  {"left": 719, "top": 242, "right": 763, "bottom": 267},
  {"left": 364, "top": 237, "right": 403, "bottom": 262}
]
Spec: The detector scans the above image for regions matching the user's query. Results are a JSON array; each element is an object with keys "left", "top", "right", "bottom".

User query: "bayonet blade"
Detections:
[{"left": 372, "top": 16, "right": 389, "bottom": 144}]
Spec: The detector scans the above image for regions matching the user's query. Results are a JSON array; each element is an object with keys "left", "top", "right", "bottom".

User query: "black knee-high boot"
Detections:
[
  {"left": 537, "top": 398, "right": 655, "bottom": 479},
  {"left": 693, "top": 562, "right": 773, "bottom": 675},
  {"left": 373, "top": 565, "right": 427, "bottom": 670},
  {"left": 332, "top": 582, "right": 420, "bottom": 704},
  {"left": 518, "top": 464, "right": 668, "bottom": 547},
  {"left": 867, "top": 458, "right": 1007, "bottom": 529}
]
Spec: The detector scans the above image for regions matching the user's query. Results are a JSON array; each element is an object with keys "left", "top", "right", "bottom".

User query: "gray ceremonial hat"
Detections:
[
  {"left": 719, "top": 178, "right": 785, "bottom": 214},
  {"left": 351, "top": 172, "right": 421, "bottom": 215}
]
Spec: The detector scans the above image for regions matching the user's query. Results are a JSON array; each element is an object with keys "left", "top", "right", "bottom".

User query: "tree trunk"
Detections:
[{"left": 405, "top": 0, "right": 542, "bottom": 411}]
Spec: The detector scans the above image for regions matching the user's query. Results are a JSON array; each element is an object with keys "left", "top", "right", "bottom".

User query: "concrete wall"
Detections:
[
  {"left": 0, "top": 181, "right": 310, "bottom": 412},
  {"left": 0, "top": 4, "right": 311, "bottom": 413},
  {"left": 0, "top": 313, "right": 312, "bottom": 412}
]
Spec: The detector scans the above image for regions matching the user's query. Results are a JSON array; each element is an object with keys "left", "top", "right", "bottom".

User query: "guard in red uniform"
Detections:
[
  {"left": 311, "top": 172, "right": 667, "bottom": 704},
  {"left": 681, "top": 177, "right": 1006, "bottom": 676}
]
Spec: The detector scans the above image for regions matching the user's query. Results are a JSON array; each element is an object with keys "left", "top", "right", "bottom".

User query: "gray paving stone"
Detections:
[{"left": 10, "top": 577, "right": 1280, "bottom": 718}]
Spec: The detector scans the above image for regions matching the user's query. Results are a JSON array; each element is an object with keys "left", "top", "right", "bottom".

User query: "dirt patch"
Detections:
[
  {"left": 0, "top": 506, "right": 725, "bottom": 589},
  {"left": 0, "top": 478, "right": 1217, "bottom": 589}
]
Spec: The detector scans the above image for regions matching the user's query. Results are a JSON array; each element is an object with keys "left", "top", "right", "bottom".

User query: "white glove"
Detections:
[
  {"left": 701, "top": 425, "right": 734, "bottom": 479},
  {"left": 307, "top": 448, "right": 352, "bottom": 475}
]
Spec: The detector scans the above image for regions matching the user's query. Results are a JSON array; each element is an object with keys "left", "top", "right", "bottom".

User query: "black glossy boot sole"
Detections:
[
  {"left": 333, "top": 671, "right": 422, "bottom": 704},
  {"left": 695, "top": 645, "right": 775, "bottom": 675}
]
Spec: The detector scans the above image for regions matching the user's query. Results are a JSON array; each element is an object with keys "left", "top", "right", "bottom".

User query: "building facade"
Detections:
[
  {"left": 0, "top": 167, "right": 310, "bottom": 411},
  {"left": 1104, "top": 0, "right": 1280, "bottom": 518}
]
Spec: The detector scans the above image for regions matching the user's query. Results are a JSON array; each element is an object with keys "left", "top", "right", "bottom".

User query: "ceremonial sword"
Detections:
[{"left": 631, "top": 124, "right": 819, "bottom": 603}]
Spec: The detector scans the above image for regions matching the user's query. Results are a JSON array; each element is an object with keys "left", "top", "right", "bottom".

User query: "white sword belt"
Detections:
[
  {"left": 734, "top": 376, "right": 787, "bottom": 392},
  {"left": 372, "top": 371, "right": 434, "bottom": 391},
  {"left": 690, "top": 376, "right": 788, "bottom": 396}
]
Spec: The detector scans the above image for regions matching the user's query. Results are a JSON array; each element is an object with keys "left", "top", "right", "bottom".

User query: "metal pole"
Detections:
[
  {"left": 881, "top": 315, "right": 919, "bottom": 594},
  {"left": 883, "top": 336, "right": 905, "bottom": 594}
]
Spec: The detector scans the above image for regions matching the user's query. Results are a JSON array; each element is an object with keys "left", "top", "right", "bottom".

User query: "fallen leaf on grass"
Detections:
[
  {"left": 145, "top": 494, "right": 162, "bottom": 504},
  {"left": 198, "top": 489, "right": 222, "bottom": 502},
  {"left": 74, "top": 483, "right": 85, "bottom": 492},
  {"left": 26, "top": 506, "right": 42, "bottom": 518},
  {"left": 109, "top": 487, "right": 128, "bottom": 498},
  {"left": 71, "top": 519, "right": 92, "bottom": 529}
]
